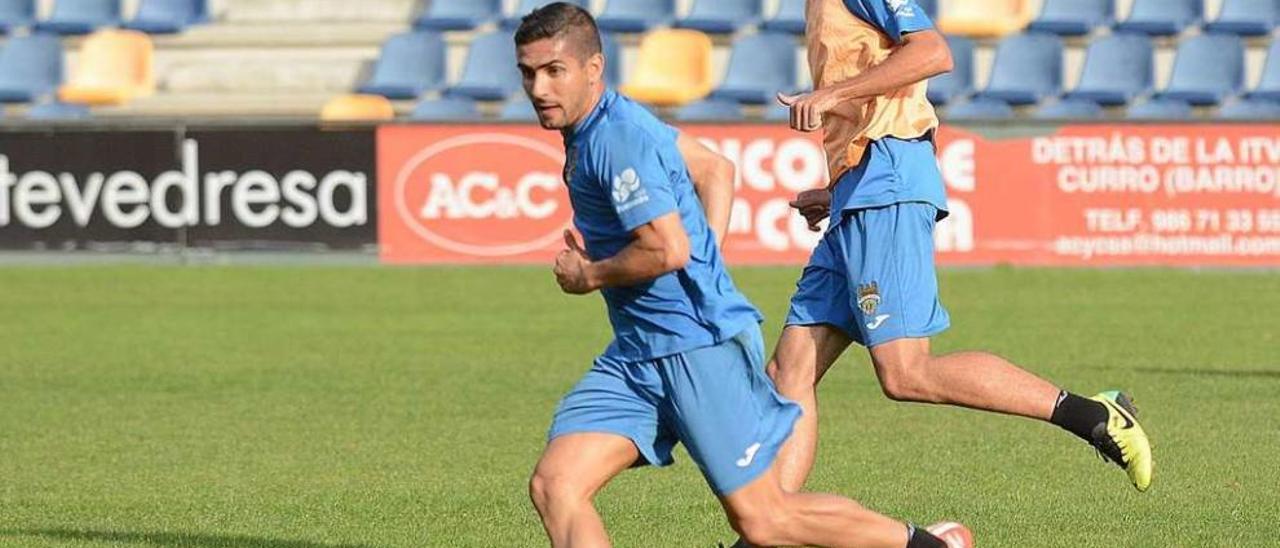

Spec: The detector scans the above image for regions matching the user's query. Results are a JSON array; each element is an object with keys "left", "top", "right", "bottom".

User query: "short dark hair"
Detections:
[{"left": 514, "top": 2, "right": 602, "bottom": 60}]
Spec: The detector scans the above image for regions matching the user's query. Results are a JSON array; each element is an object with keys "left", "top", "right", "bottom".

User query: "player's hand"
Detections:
[
  {"left": 554, "top": 230, "right": 596, "bottom": 295},
  {"left": 789, "top": 189, "right": 831, "bottom": 232},
  {"left": 777, "top": 90, "right": 839, "bottom": 133}
]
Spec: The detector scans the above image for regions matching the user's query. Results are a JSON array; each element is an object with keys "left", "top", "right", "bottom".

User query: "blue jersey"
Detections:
[
  {"left": 842, "top": 0, "right": 935, "bottom": 43},
  {"left": 563, "top": 89, "right": 762, "bottom": 362}
]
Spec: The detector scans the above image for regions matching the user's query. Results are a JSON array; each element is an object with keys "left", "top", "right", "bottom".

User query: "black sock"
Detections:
[
  {"left": 906, "top": 524, "right": 946, "bottom": 548},
  {"left": 1049, "top": 390, "right": 1109, "bottom": 443}
]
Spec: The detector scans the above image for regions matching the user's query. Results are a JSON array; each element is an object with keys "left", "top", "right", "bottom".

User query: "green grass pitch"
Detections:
[{"left": 1, "top": 265, "right": 1277, "bottom": 547}]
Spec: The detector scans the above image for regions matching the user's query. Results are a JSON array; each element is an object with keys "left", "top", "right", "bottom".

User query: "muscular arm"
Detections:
[
  {"left": 827, "top": 29, "right": 952, "bottom": 102},
  {"left": 676, "top": 131, "right": 736, "bottom": 247},
  {"left": 556, "top": 212, "right": 690, "bottom": 294}
]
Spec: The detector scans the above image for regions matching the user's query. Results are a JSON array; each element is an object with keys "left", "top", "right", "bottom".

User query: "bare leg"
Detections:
[
  {"left": 529, "top": 433, "right": 639, "bottom": 548},
  {"left": 765, "top": 324, "right": 852, "bottom": 493},
  {"left": 721, "top": 465, "right": 911, "bottom": 548},
  {"left": 869, "top": 338, "right": 1060, "bottom": 420}
]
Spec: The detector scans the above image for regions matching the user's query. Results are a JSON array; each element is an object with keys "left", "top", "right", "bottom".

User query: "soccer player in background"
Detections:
[
  {"left": 517, "top": 3, "right": 971, "bottom": 547},
  {"left": 769, "top": 0, "right": 1154, "bottom": 501}
]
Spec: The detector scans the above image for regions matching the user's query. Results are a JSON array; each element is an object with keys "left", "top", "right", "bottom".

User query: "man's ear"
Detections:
[{"left": 588, "top": 51, "right": 605, "bottom": 85}]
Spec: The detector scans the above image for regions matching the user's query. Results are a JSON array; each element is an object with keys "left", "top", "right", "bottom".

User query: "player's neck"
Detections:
[{"left": 562, "top": 85, "right": 606, "bottom": 139}]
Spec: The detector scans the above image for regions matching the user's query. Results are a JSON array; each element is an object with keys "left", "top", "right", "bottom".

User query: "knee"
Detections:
[
  {"left": 875, "top": 357, "right": 935, "bottom": 403},
  {"left": 730, "top": 511, "right": 790, "bottom": 548},
  {"left": 528, "top": 470, "right": 588, "bottom": 515},
  {"left": 768, "top": 355, "right": 815, "bottom": 396}
]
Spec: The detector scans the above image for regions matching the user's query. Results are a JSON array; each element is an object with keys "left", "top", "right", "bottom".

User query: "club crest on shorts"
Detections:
[{"left": 857, "top": 282, "right": 881, "bottom": 316}]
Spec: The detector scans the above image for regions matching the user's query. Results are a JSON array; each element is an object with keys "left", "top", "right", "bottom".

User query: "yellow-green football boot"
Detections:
[{"left": 1089, "top": 390, "right": 1153, "bottom": 492}]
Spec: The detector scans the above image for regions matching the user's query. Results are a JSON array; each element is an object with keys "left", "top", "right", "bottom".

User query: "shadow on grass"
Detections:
[
  {"left": 0, "top": 528, "right": 373, "bottom": 548},
  {"left": 1132, "top": 367, "right": 1280, "bottom": 379}
]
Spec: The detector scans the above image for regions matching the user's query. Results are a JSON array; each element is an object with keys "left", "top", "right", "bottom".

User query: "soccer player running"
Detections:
[
  {"left": 518, "top": 3, "right": 971, "bottom": 547},
  {"left": 769, "top": 0, "right": 1154, "bottom": 501}
]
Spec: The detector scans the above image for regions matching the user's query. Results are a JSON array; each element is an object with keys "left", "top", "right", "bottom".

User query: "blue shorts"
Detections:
[
  {"left": 785, "top": 202, "right": 951, "bottom": 347},
  {"left": 548, "top": 324, "right": 800, "bottom": 496}
]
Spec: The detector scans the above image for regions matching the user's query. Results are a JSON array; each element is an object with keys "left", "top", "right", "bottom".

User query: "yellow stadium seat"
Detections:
[
  {"left": 619, "top": 29, "right": 714, "bottom": 107},
  {"left": 320, "top": 94, "right": 396, "bottom": 121},
  {"left": 935, "top": 0, "right": 1035, "bottom": 38},
  {"left": 59, "top": 30, "right": 154, "bottom": 106}
]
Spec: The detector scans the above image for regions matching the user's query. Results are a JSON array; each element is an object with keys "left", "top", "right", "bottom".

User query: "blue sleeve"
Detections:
[
  {"left": 843, "top": 0, "right": 934, "bottom": 43},
  {"left": 593, "top": 126, "right": 679, "bottom": 232}
]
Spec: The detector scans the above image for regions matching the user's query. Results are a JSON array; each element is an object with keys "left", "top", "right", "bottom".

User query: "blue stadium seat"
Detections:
[
  {"left": 978, "top": 33, "right": 1063, "bottom": 106},
  {"left": 500, "top": 97, "right": 537, "bottom": 121},
  {"left": 1113, "top": 0, "right": 1202, "bottom": 36},
  {"left": 26, "top": 101, "right": 91, "bottom": 119},
  {"left": 1065, "top": 33, "right": 1153, "bottom": 106},
  {"left": 676, "top": 0, "right": 763, "bottom": 34},
  {"left": 1204, "top": 0, "right": 1278, "bottom": 36},
  {"left": 927, "top": 35, "right": 974, "bottom": 105},
  {"left": 1126, "top": 98, "right": 1192, "bottom": 119},
  {"left": 764, "top": 100, "right": 789, "bottom": 121},
  {"left": 1219, "top": 99, "right": 1280, "bottom": 119},
  {"left": 1157, "top": 33, "right": 1244, "bottom": 106},
  {"left": 1027, "top": 0, "right": 1113, "bottom": 36},
  {"left": 761, "top": 0, "right": 804, "bottom": 34},
  {"left": 0, "top": 34, "right": 64, "bottom": 102},
  {"left": 503, "top": 0, "right": 588, "bottom": 30},
  {"left": 36, "top": 0, "right": 120, "bottom": 35},
  {"left": 446, "top": 31, "right": 522, "bottom": 102},
  {"left": 357, "top": 31, "right": 446, "bottom": 100},
  {"left": 1246, "top": 40, "right": 1280, "bottom": 102},
  {"left": 0, "top": 0, "right": 36, "bottom": 33},
  {"left": 600, "top": 32, "right": 621, "bottom": 86},
  {"left": 596, "top": 0, "right": 675, "bottom": 33},
  {"left": 710, "top": 32, "right": 796, "bottom": 104},
  {"left": 675, "top": 98, "right": 744, "bottom": 121},
  {"left": 410, "top": 97, "right": 481, "bottom": 121},
  {"left": 1033, "top": 98, "right": 1105, "bottom": 119},
  {"left": 945, "top": 97, "right": 1015, "bottom": 119},
  {"left": 123, "top": 0, "right": 208, "bottom": 34},
  {"left": 414, "top": 0, "right": 500, "bottom": 31}
]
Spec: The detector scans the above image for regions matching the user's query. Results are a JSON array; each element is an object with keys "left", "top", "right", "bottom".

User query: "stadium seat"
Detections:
[
  {"left": 503, "top": 0, "right": 588, "bottom": 29},
  {"left": 761, "top": 0, "right": 804, "bottom": 34},
  {"left": 122, "top": 0, "right": 208, "bottom": 34},
  {"left": 320, "top": 94, "right": 395, "bottom": 121},
  {"left": 0, "top": 0, "right": 36, "bottom": 33},
  {"left": 1156, "top": 33, "right": 1244, "bottom": 106},
  {"left": 595, "top": 0, "right": 675, "bottom": 33},
  {"left": 674, "top": 98, "right": 743, "bottom": 121},
  {"left": 1204, "top": 0, "right": 1280, "bottom": 37},
  {"left": 58, "top": 29, "right": 154, "bottom": 105},
  {"left": 619, "top": 29, "right": 715, "bottom": 106},
  {"left": 1218, "top": 98, "right": 1280, "bottom": 119},
  {"left": 0, "top": 34, "right": 64, "bottom": 103},
  {"left": 414, "top": 0, "right": 500, "bottom": 31},
  {"left": 936, "top": 0, "right": 1035, "bottom": 38},
  {"left": 709, "top": 32, "right": 796, "bottom": 104},
  {"left": 1113, "top": 0, "right": 1202, "bottom": 36},
  {"left": 927, "top": 35, "right": 974, "bottom": 105},
  {"left": 1027, "top": 0, "right": 1113, "bottom": 36},
  {"left": 500, "top": 97, "right": 537, "bottom": 121},
  {"left": 1126, "top": 98, "right": 1192, "bottom": 119},
  {"left": 944, "top": 97, "right": 1015, "bottom": 119},
  {"left": 1246, "top": 40, "right": 1280, "bottom": 102},
  {"left": 601, "top": 32, "right": 622, "bottom": 86},
  {"left": 26, "top": 101, "right": 91, "bottom": 119},
  {"left": 35, "top": 0, "right": 120, "bottom": 35},
  {"left": 675, "top": 0, "right": 763, "bottom": 34},
  {"left": 356, "top": 31, "right": 447, "bottom": 100},
  {"left": 409, "top": 97, "right": 481, "bottom": 121},
  {"left": 978, "top": 33, "right": 1063, "bottom": 106},
  {"left": 445, "top": 31, "right": 522, "bottom": 102},
  {"left": 1064, "top": 33, "right": 1154, "bottom": 106},
  {"left": 1033, "top": 98, "right": 1104, "bottom": 119}
]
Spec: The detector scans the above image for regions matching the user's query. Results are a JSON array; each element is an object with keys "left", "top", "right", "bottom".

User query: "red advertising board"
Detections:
[{"left": 378, "top": 124, "right": 1280, "bottom": 267}]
